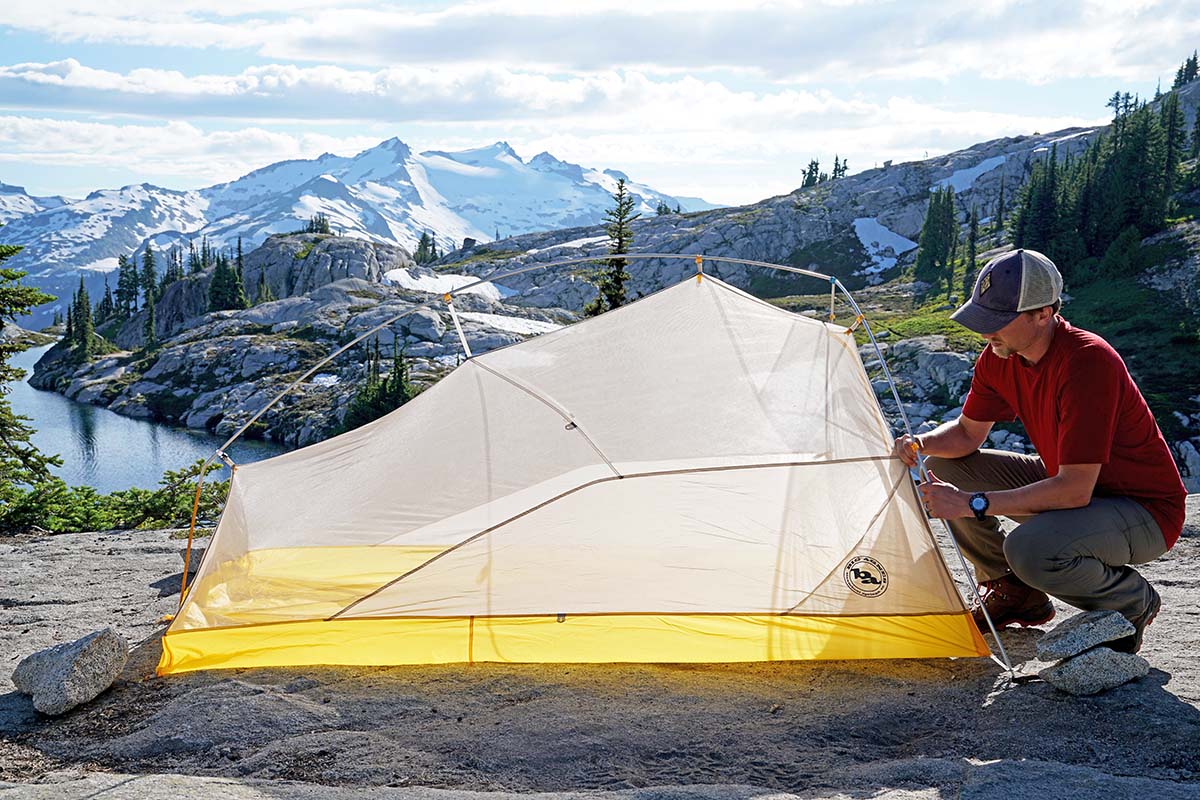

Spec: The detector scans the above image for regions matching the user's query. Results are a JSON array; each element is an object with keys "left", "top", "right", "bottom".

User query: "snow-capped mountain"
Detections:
[
  {"left": 0, "top": 182, "right": 71, "bottom": 225},
  {"left": 1, "top": 138, "right": 714, "bottom": 325}
]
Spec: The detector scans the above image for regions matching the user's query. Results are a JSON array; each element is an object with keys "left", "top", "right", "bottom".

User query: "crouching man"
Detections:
[{"left": 894, "top": 249, "right": 1186, "bottom": 652}]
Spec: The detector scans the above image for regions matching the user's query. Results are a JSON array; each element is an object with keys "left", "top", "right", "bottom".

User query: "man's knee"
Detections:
[{"left": 1002, "top": 520, "right": 1058, "bottom": 587}]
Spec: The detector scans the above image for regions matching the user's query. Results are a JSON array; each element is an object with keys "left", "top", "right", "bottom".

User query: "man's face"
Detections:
[{"left": 983, "top": 309, "right": 1048, "bottom": 359}]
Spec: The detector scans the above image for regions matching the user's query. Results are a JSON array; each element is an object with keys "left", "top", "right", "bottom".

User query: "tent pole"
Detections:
[{"left": 444, "top": 293, "right": 473, "bottom": 358}]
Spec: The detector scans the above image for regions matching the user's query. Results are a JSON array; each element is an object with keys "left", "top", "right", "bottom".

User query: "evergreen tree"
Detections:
[
  {"left": 963, "top": 206, "right": 980, "bottom": 302},
  {"left": 339, "top": 336, "right": 413, "bottom": 433},
  {"left": 0, "top": 243, "right": 61, "bottom": 525},
  {"left": 143, "top": 291, "right": 156, "bottom": 349},
  {"left": 140, "top": 245, "right": 157, "bottom": 307},
  {"left": 305, "top": 214, "right": 332, "bottom": 234},
  {"left": 207, "top": 251, "right": 248, "bottom": 311},
  {"left": 71, "top": 277, "right": 93, "bottom": 355},
  {"left": 1160, "top": 91, "right": 1186, "bottom": 198},
  {"left": 116, "top": 253, "right": 139, "bottom": 317},
  {"left": 187, "top": 241, "right": 201, "bottom": 274},
  {"left": 801, "top": 158, "right": 820, "bottom": 188},
  {"left": 414, "top": 232, "right": 431, "bottom": 264},
  {"left": 255, "top": 271, "right": 275, "bottom": 304},
  {"left": 96, "top": 278, "right": 115, "bottom": 325},
  {"left": 585, "top": 178, "right": 638, "bottom": 317},
  {"left": 1192, "top": 112, "right": 1200, "bottom": 160},
  {"left": 52, "top": 309, "right": 62, "bottom": 327},
  {"left": 914, "top": 187, "right": 957, "bottom": 289},
  {"left": 64, "top": 301, "right": 74, "bottom": 342}
]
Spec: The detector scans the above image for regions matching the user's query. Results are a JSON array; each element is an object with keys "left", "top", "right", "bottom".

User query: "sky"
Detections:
[{"left": 0, "top": 0, "right": 1197, "bottom": 206}]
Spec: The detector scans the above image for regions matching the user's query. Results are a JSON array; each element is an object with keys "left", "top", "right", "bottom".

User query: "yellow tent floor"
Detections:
[{"left": 159, "top": 545, "right": 989, "bottom": 675}]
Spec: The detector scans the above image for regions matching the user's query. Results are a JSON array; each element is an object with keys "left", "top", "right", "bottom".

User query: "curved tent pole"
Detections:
[{"left": 175, "top": 252, "right": 1014, "bottom": 671}]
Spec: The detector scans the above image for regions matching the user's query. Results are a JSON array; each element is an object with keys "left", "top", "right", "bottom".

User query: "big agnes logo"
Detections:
[{"left": 843, "top": 556, "right": 889, "bottom": 598}]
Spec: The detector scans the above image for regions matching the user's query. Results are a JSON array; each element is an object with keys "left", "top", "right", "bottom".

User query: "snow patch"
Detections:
[
  {"left": 852, "top": 218, "right": 917, "bottom": 283},
  {"left": 932, "top": 155, "right": 1006, "bottom": 192},
  {"left": 310, "top": 373, "right": 340, "bottom": 386},
  {"left": 458, "top": 312, "right": 561, "bottom": 335},
  {"left": 527, "top": 235, "right": 608, "bottom": 254},
  {"left": 81, "top": 257, "right": 120, "bottom": 273},
  {"left": 384, "top": 268, "right": 517, "bottom": 300}
]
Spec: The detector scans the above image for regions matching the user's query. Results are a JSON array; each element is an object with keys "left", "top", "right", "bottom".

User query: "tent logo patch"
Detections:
[{"left": 844, "top": 556, "right": 888, "bottom": 598}]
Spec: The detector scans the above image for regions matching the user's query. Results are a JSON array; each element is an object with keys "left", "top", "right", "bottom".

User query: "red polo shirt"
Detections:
[{"left": 962, "top": 317, "right": 1187, "bottom": 548}]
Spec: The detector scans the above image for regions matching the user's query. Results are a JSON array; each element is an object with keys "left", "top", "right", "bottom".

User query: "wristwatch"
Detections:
[{"left": 969, "top": 492, "right": 990, "bottom": 521}]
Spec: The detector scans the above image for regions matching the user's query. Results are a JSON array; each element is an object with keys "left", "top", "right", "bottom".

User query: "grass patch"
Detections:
[
  {"left": 295, "top": 241, "right": 316, "bottom": 260},
  {"left": 437, "top": 249, "right": 523, "bottom": 270},
  {"left": 1063, "top": 273, "right": 1198, "bottom": 439}
]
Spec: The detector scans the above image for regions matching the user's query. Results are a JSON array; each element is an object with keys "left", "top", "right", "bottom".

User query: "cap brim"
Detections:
[{"left": 949, "top": 300, "right": 1020, "bottom": 335}]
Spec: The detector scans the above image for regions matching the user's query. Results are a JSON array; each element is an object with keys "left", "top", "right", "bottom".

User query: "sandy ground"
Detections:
[{"left": 2, "top": 500, "right": 1199, "bottom": 799}]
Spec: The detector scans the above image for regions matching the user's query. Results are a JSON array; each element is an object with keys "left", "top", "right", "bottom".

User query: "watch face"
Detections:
[{"left": 970, "top": 495, "right": 987, "bottom": 511}]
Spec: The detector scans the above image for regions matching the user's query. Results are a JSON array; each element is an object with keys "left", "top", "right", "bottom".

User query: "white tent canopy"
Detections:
[{"left": 160, "top": 273, "right": 988, "bottom": 674}]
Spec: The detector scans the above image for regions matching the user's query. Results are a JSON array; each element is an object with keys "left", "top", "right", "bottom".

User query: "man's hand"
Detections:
[
  {"left": 893, "top": 434, "right": 922, "bottom": 467},
  {"left": 918, "top": 470, "right": 972, "bottom": 519}
]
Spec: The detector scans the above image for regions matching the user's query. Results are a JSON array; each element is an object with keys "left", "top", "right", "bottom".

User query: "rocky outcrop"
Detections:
[
  {"left": 32, "top": 254, "right": 571, "bottom": 447},
  {"left": 437, "top": 128, "right": 1101, "bottom": 310},
  {"left": 108, "top": 235, "right": 419, "bottom": 352}
]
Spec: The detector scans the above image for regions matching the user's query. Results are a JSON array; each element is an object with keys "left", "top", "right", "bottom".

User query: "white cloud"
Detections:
[
  {"left": 0, "top": 116, "right": 380, "bottom": 185},
  {"left": 2, "top": 1, "right": 1198, "bottom": 84}
]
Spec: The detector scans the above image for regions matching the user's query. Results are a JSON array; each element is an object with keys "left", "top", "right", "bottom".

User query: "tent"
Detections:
[{"left": 158, "top": 274, "right": 989, "bottom": 675}]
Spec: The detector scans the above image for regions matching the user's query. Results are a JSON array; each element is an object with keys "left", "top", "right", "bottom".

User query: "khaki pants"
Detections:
[{"left": 925, "top": 449, "right": 1167, "bottom": 620}]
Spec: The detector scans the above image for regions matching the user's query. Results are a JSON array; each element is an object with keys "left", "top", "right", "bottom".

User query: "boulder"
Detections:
[
  {"left": 1036, "top": 609, "right": 1136, "bottom": 661},
  {"left": 1038, "top": 646, "right": 1149, "bottom": 696},
  {"left": 12, "top": 628, "right": 129, "bottom": 715}
]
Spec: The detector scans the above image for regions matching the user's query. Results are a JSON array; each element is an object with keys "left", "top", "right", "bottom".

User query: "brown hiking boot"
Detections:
[
  {"left": 971, "top": 574, "right": 1055, "bottom": 632},
  {"left": 1109, "top": 587, "right": 1161, "bottom": 654}
]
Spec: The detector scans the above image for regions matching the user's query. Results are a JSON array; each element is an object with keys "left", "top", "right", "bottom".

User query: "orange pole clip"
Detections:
[
  {"left": 844, "top": 314, "right": 865, "bottom": 334},
  {"left": 443, "top": 293, "right": 452, "bottom": 304},
  {"left": 695, "top": 255, "right": 703, "bottom": 283}
]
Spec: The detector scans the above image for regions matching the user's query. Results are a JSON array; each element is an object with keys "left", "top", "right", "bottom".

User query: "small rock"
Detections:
[
  {"left": 1037, "top": 609, "right": 1135, "bottom": 661},
  {"left": 1038, "top": 646, "right": 1149, "bottom": 695},
  {"left": 12, "top": 628, "right": 129, "bottom": 715}
]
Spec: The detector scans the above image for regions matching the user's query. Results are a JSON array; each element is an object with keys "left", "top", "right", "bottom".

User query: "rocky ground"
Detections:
[{"left": 2, "top": 497, "right": 1198, "bottom": 799}]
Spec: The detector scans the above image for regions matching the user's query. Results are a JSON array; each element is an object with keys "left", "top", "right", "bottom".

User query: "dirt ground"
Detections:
[{"left": 2, "top": 500, "right": 1199, "bottom": 799}]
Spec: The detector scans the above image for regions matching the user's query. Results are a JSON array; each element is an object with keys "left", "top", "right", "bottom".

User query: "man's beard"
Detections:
[{"left": 989, "top": 342, "right": 1013, "bottom": 359}]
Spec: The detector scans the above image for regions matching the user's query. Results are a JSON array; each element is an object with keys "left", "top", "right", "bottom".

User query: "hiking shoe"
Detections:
[
  {"left": 1109, "top": 587, "right": 1161, "bottom": 654},
  {"left": 971, "top": 574, "right": 1056, "bottom": 632}
]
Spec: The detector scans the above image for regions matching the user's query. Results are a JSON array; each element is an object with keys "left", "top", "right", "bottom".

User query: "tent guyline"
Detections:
[{"left": 166, "top": 251, "right": 1012, "bottom": 676}]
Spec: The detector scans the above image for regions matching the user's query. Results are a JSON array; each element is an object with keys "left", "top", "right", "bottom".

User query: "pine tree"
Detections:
[
  {"left": 801, "top": 158, "right": 820, "bottom": 188},
  {"left": 914, "top": 187, "right": 957, "bottom": 289},
  {"left": 305, "top": 214, "right": 331, "bottom": 234},
  {"left": 414, "top": 232, "right": 431, "bottom": 264},
  {"left": 963, "top": 206, "right": 980, "bottom": 301},
  {"left": 116, "top": 253, "right": 139, "bottom": 316},
  {"left": 187, "top": 241, "right": 201, "bottom": 274},
  {"left": 585, "top": 178, "right": 638, "bottom": 317},
  {"left": 1160, "top": 91, "right": 1186, "bottom": 198},
  {"left": 64, "top": 301, "right": 74, "bottom": 343},
  {"left": 143, "top": 291, "right": 156, "bottom": 349},
  {"left": 96, "top": 278, "right": 115, "bottom": 324},
  {"left": 0, "top": 243, "right": 60, "bottom": 523},
  {"left": 72, "top": 277, "right": 93, "bottom": 355},
  {"left": 255, "top": 271, "right": 275, "bottom": 304},
  {"left": 140, "top": 245, "right": 157, "bottom": 307}
]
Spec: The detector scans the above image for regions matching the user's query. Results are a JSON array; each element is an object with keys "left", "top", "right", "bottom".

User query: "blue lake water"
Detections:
[{"left": 6, "top": 343, "right": 288, "bottom": 493}]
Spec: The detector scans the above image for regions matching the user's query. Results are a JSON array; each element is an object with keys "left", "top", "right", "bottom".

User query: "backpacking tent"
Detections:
[{"left": 158, "top": 273, "right": 989, "bottom": 675}]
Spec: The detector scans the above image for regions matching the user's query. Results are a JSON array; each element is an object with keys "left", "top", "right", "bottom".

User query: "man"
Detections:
[{"left": 894, "top": 249, "right": 1186, "bottom": 652}]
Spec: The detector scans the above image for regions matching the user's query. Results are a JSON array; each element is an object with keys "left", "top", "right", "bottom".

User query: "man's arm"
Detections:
[
  {"left": 921, "top": 463, "right": 1102, "bottom": 519},
  {"left": 893, "top": 414, "right": 993, "bottom": 467}
]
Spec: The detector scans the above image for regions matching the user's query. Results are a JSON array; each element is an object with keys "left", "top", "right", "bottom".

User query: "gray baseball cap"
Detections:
[{"left": 950, "top": 248, "right": 1063, "bottom": 334}]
